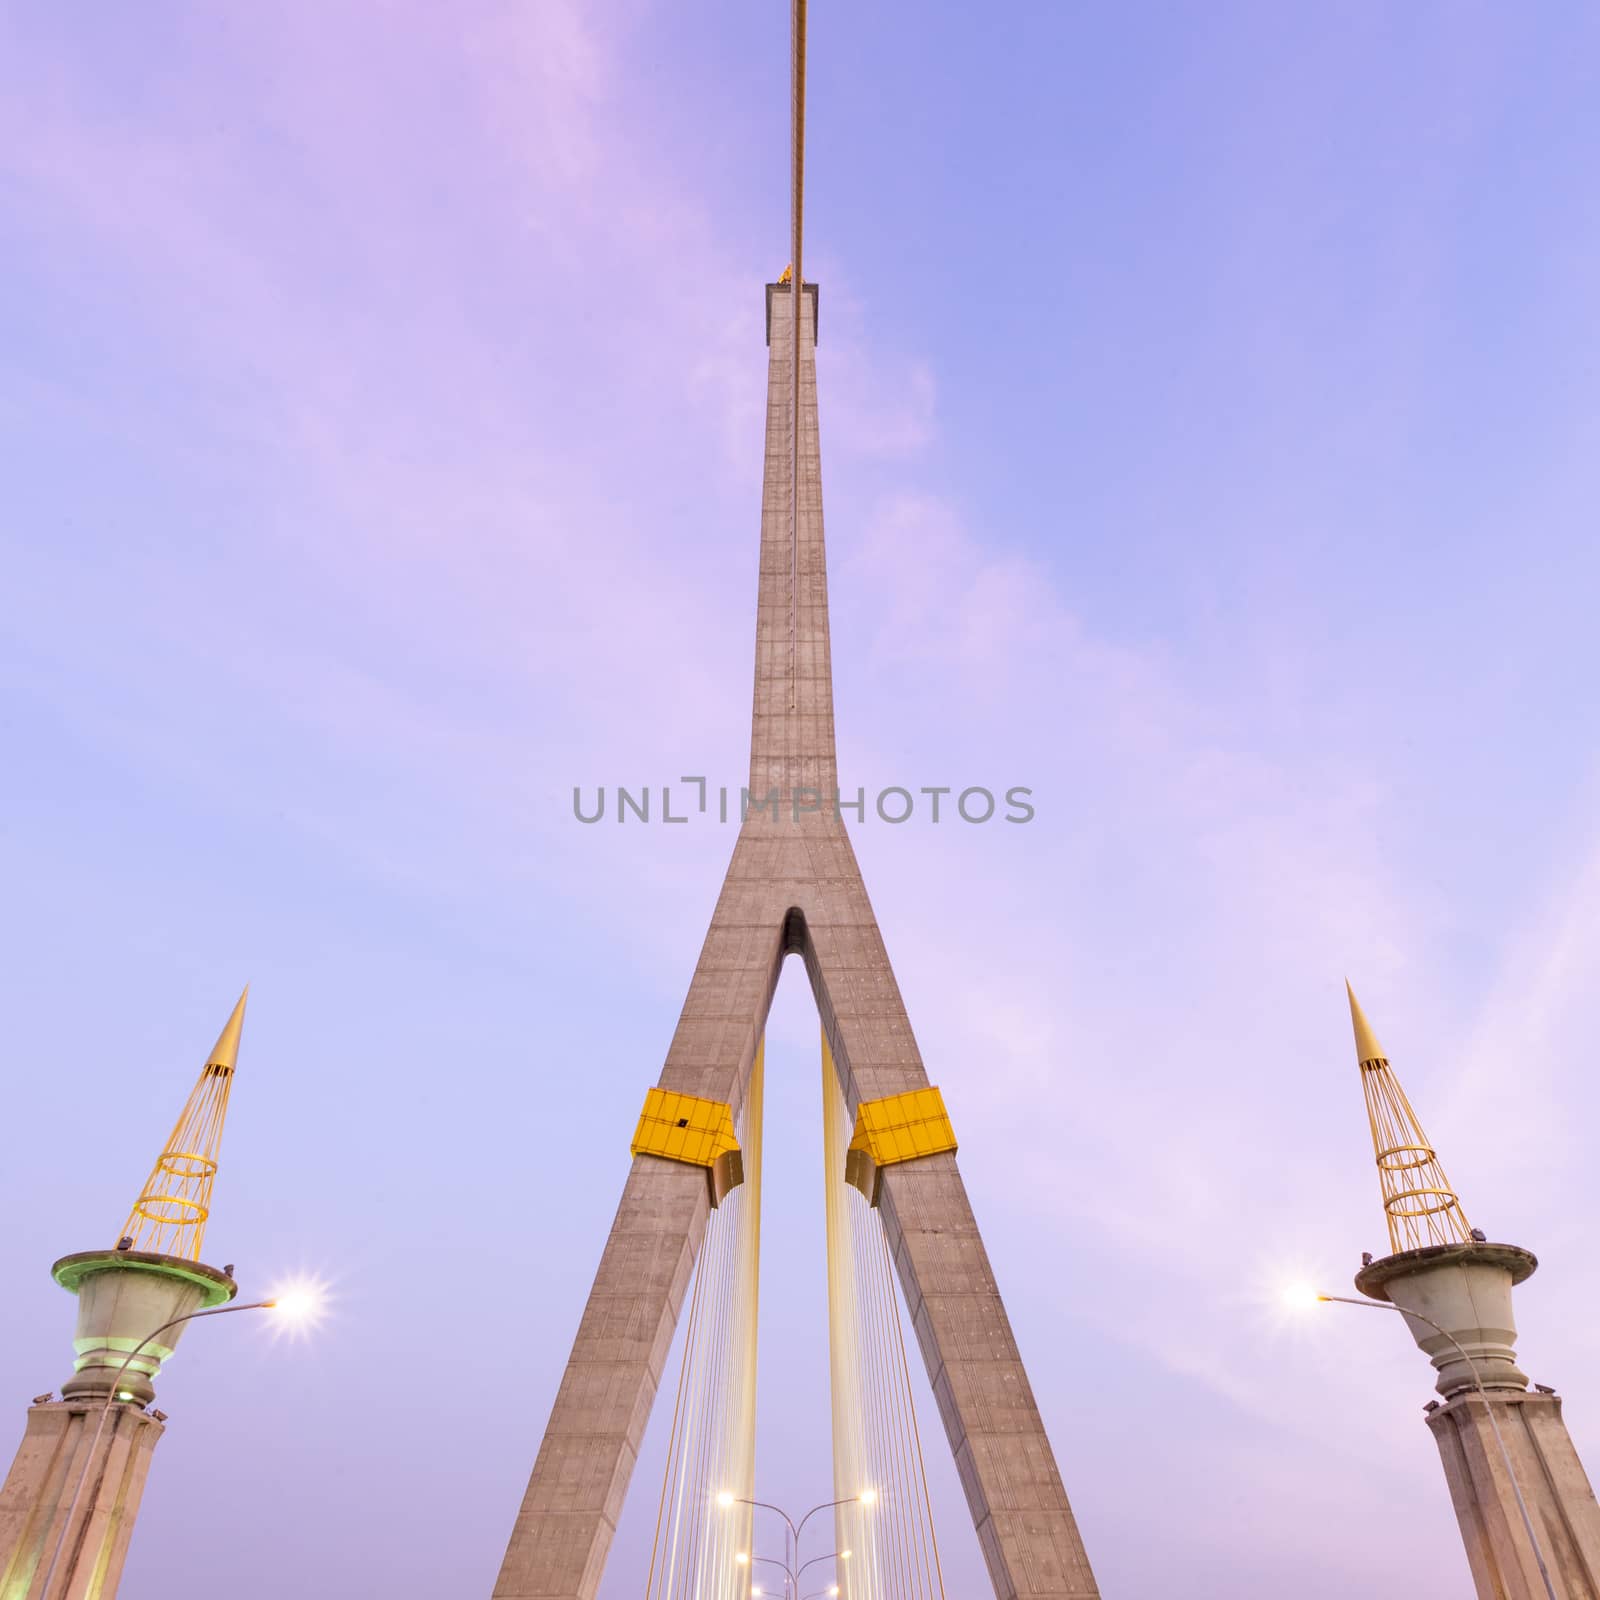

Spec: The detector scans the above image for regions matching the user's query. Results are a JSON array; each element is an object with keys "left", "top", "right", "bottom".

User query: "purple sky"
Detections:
[{"left": 5, "top": 3, "right": 1600, "bottom": 1596}]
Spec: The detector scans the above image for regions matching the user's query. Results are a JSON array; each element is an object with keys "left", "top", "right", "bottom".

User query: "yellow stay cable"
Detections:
[
  {"left": 645, "top": 1202, "right": 711, "bottom": 1598},
  {"left": 681, "top": 1215, "right": 731, "bottom": 1597},
  {"left": 823, "top": 1034, "right": 946, "bottom": 1599},
  {"left": 645, "top": 1043, "right": 764, "bottom": 1600},
  {"left": 884, "top": 1220, "right": 947, "bottom": 1598},
  {"left": 665, "top": 1206, "right": 719, "bottom": 1600},
  {"left": 862, "top": 1200, "right": 917, "bottom": 1597},
  {"left": 863, "top": 1188, "right": 913, "bottom": 1595},
  {"left": 875, "top": 1219, "right": 928, "bottom": 1596},
  {"left": 856, "top": 1204, "right": 901, "bottom": 1591},
  {"left": 875, "top": 1220, "right": 944, "bottom": 1597}
]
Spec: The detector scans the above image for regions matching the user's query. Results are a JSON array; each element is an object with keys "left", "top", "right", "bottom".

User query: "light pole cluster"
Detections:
[{"left": 718, "top": 1489, "right": 871, "bottom": 1597}]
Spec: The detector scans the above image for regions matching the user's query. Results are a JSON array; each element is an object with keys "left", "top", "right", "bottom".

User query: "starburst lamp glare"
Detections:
[
  {"left": 1339, "top": 981, "right": 1600, "bottom": 1597},
  {"left": 269, "top": 1281, "right": 326, "bottom": 1327},
  {"left": 0, "top": 990, "right": 252, "bottom": 1599}
]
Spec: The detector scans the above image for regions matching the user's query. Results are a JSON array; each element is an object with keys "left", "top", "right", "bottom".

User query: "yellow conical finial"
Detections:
[
  {"left": 1343, "top": 979, "right": 1473, "bottom": 1254},
  {"left": 120, "top": 988, "right": 249, "bottom": 1261},
  {"left": 207, "top": 985, "right": 249, "bottom": 1071},
  {"left": 1345, "top": 979, "right": 1386, "bottom": 1066}
]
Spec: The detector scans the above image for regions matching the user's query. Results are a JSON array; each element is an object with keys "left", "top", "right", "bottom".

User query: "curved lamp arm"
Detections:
[
  {"left": 1319, "top": 1293, "right": 1556, "bottom": 1600},
  {"left": 743, "top": 1552, "right": 796, "bottom": 1593},
  {"left": 36, "top": 1298, "right": 276, "bottom": 1600},
  {"left": 733, "top": 1496, "right": 799, "bottom": 1543},
  {"left": 796, "top": 1548, "right": 849, "bottom": 1581},
  {"left": 795, "top": 1496, "right": 863, "bottom": 1545}
]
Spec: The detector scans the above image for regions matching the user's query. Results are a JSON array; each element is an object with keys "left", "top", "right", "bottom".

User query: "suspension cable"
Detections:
[
  {"left": 823, "top": 1031, "right": 945, "bottom": 1600},
  {"left": 789, "top": 0, "right": 807, "bottom": 712},
  {"left": 644, "top": 1047, "right": 764, "bottom": 1600}
]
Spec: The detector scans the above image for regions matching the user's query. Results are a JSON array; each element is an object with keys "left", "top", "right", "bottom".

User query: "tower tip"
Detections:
[
  {"left": 1345, "top": 980, "right": 1386, "bottom": 1066},
  {"left": 121, "top": 987, "right": 248, "bottom": 1258},
  {"left": 207, "top": 986, "right": 249, "bottom": 1073}
]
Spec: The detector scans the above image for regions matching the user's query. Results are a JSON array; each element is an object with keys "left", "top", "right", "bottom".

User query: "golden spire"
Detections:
[
  {"left": 1345, "top": 980, "right": 1473, "bottom": 1254},
  {"left": 120, "top": 987, "right": 248, "bottom": 1261},
  {"left": 1345, "top": 979, "right": 1384, "bottom": 1066}
]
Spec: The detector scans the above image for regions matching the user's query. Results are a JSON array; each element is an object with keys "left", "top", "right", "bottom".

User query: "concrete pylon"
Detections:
[
  {"left": 0, "top": 1000, "right": 245, "bottom": 1600},
  {"left": 1346, "top": 993, "right": 1600, "bottom": 1597},
  {"left": 489, "top": 282, "right": 1101, "bottom": 1599}
]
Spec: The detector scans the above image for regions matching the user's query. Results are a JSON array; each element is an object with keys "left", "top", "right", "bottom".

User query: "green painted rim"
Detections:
[{"left": 52, "top": 1250, "right": 237, "bottom": 1308}]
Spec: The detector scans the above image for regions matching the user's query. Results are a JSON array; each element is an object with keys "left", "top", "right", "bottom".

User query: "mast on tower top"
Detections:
[
  {"left": 1346, "top": 980, "right": 1474, "bottom": 1254},
  {"left": 120, "top": 985, "right": 249, "bottom": 1260}
]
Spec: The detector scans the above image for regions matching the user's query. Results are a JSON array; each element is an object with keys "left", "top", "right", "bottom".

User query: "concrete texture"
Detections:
[
  {"left": 1429, "top": 1392, "right": 1600, "bottom": 1599},
  {"left": 52, "top": 1252, "right": 235, "bottom": 1407},
  {"left": 491, "top": 284, "right": 1100, "bottom": 1599},
  {"left": 0, "top": 1402, "right": 163, "bottom": 1600},
  {"left": 1358, "top": 1245, "right": 1600, "bottom": 1598},
  {"left": 0, "top": 1252, "right": 235, "bottom": 1598},
  {"left": 1357, "top": 1243, "right": 1538, "bottom": 1398}
]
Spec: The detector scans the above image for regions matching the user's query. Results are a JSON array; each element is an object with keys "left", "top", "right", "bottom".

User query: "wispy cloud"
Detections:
[{"left": 5, "top": 5, "right": 1600, "bottom": 1597}]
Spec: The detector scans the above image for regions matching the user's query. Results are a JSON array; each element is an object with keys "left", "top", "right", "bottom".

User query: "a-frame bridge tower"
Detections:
[{"left": 491, "top": 13, "right": 1100, "bottom": 1599}]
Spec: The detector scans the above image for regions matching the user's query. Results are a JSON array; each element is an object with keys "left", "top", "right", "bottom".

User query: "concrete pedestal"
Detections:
[
  {"left": 1428, "top": 1390, "right": 1600, "bottom": 1600},
  {"left": 52, "top": 1251, "right": 234, "bottom": 1407},
  {"left": 1358, "top": 1243, "right": 1600, "bottom": 1599},
  {"left": 0, "top": 1403, "right": 163, "bottom": 1600},
  {"left": 0, "top": 1249, "right": 234, "bottom": 1599}
]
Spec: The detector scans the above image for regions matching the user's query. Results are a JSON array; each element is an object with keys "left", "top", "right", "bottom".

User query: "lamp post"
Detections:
[
  {"left": 722, "top": 1491, "right": 870, "bottom": 1598},
  {"left": 37, "top": 1296, "right": 279, "bottom": 1600},
  {"left": 739, "top": 1552, "right": 795, "bottom": 1596},
  {"left": 797, "top": 1549, "right": 850, "bottom": 1586},
  {"left": 1316, "top": 1291, "right": 1558, "bottom": 1600},
  {"left": 739, "top": 1546, "right": 852, "bottom": 1599}
]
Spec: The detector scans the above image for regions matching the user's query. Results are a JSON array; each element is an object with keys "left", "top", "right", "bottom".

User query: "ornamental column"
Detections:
[
  {"left": 0, "top": 991, "right": 249, "bottom": 1600},
  {"left": 1344, "top": 982, "right": 1600, "bottom": 1598}
]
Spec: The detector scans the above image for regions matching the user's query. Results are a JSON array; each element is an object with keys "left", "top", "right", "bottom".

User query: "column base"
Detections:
[
  {"left": 1428, "top": 1389, "right": 1600, "bottom": 1599},
  {"left": 0, "top": 1399, "right": 165, "bottom": 1600}
]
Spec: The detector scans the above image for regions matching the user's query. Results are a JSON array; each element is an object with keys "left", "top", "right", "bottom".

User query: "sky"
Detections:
[{"left": 4, "top": 1, "right": 1600, "bottom": 1595}]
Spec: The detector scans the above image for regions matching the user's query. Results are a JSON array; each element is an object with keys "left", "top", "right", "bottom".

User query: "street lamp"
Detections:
[
  {"left": 797, "top": 1548, "right": 850, "bottom": 1586},
  {"left": 37, "top": 1289, "right": 317, "bottom": 1600},
  {"left": 1311, "top": 1290, "right": 1557, "bottom": 1600},
  {"left": 721, "top": 1491, "right": 872, "bottom": 1597},
  {"left": 268, "top": 1279, "right": 326, "bottom": 1327},
  {"left": 738, "top": 1552, "right": 795, "bottom": 1596},
  {"left": 737, "top": 1544, "right": 852, "bottom": 1598}
]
